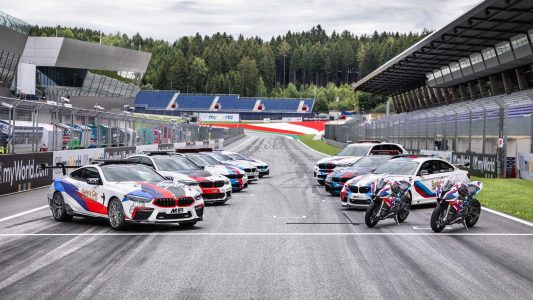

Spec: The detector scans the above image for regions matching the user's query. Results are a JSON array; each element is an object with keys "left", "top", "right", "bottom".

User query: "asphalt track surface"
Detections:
[{"left": 1, "top": 132, "right": 532, "bottom": 299}]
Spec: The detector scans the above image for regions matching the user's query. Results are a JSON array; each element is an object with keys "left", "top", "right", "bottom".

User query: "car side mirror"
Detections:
[
  {"left": 419, "top": 170, "right": 429, "bottom": 176},
  {"left": 463, "top": 162, "right": 470, "bottom": 167},
  {"left": 87, "top": 178, "right": 100, "bottom": 185},
  {"left": 164, "top": 176, "right": 173, "bottom": 181}
]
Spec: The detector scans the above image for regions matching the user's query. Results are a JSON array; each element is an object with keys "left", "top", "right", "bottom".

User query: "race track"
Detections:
[{"left": 1, "top": 132, "right": 532, "bottom": 299}]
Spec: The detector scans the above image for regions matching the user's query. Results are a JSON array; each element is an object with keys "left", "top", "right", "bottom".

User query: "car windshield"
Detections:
[
  {"left": 101, "top": 165, "right": 165, "bottom": 182},
  {"left": 337, "top": 145, "right": 372, "bottom": 157},
  {"left": 372, "top": 160, "right": 419, "bottom": 175},
  {"left": 209, "top": 153, "right": 231, "bottom": 161},
  {"left": 226, "top": 153, "right": 248, "bottom": 160},
  {"left": 187, "top": 155, "right": 221, "bottom": 167},
  {"left": 153, "top": 156, "right": 200, "bottom": 171},
  {"left": 354, "top": 156, "right": 391, "bottom": 168}
]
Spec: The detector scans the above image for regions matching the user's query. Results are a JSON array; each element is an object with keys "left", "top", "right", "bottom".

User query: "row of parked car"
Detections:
[
  {"left": 45, "top": 149, "right": 269, "bottom": 230},
  {"left": 313, "top": 141, "right": 470, "bottom": 208}
]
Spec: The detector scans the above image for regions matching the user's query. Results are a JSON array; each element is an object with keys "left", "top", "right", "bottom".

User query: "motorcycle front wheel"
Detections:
[
  {"left": 465, "top": 199, "right": 481, "bottom": 228},
  {"left": 431, "top": 204, "right": 448, "bottom": 233},
  {"left": 365, "top": 201, "right": 381, "bottom": 228},
  {"left": 396, "top": 194, "right": 411, "bottom": 223}
]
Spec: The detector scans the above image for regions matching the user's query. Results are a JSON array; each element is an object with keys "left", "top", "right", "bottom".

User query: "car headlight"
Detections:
[
  {"left": 225, "top": 180, "right": 230, "bottom": 185},
  {"left": 126, "top": 195, "right": 153, "bottom": 203},
  {"left": 194, "top": 194, "right": 202, "bottom": 201}
]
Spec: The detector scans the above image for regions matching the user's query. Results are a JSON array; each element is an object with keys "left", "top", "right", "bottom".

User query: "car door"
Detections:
[
  {"left": 415, "top": 160, "right": 442, "bottom": 202},
  {"left": 76, "top": 167, "right": 107, "bottom": 216}
]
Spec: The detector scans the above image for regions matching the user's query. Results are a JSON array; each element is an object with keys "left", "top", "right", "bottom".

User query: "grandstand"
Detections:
[
  {"left": 330, "top": 0, "right": 533, "bottom": 178},
  {"left": 134, "top": 91, "right": 315, "bottom": 119}
]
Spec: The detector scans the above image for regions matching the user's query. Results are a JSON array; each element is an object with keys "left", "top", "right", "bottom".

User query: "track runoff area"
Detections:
[{"left": 0, "top": 131, "right": 531, "bottom": 299}]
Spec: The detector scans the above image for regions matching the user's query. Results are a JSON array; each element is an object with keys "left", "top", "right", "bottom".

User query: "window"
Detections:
[
  {"left": 470, "top": 54, "right": 483, "bottom": 65},
  {"left": 441, "top": 67, "right": 451, "bottom": 75},
  {"left": 511, "top": 35, "right": 529, "bottom": 49},
  {"left": 139, "top": 157, "right": 154, "bottom": 168},
  {"left": 338, "top": 145, "right": 372, "bottom": 156},
  {"left": 459, "top": 58, "right": 471, "bottom": 69},
  {"left": 495, "top": 42, "right": 512, "bottom": 55},
  {"left": 101, "top": 165, "right": 165, "bottom": 182},
  {"left": 373, "top": 160, "right": 419, "bottom": 175},
  {"left": 426, "top": 73, "right": 434, "bottom": 81},
  {"left": 433, "top": 70, "right": 442, "bottom": 78},
  {"left": 438, "top": 161, "right": 454, "bottom": 173},
  {"left": 482, "top": 48, "right": 497, "bottom": 60},
  {"left": 371, "top": 144, "right": 402, "bottom": 155},
  {"left": 127, "top": 156, "right": 141, "bottom": 163},
  {"left": 83, "top": 167, "right": 101, "bottom": 179},
  {"left": 418, "top": 160, "right": 441, "bottom": 175},
  {"left": 70, "top": 168, "right": 85, "bottom": 181},
  {"left": 449, "top": 63, "right": 461, "bottom": 73}
]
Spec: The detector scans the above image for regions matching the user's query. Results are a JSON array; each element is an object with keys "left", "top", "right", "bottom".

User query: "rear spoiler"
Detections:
[
  {"left": 175, "top": 147, "right": 213, "bottom": 153},
  {"left": 39, "top": 162, "right": 81, "bottom": 175},
  {"left": 142, "top": 150, "right": 175, "bottom": 156}
]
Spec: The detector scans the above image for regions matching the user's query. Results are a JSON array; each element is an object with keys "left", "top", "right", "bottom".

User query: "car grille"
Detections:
[
  {"left": 350, "top": 199, "right": 371, "bottom": 205},
  {"left": 133, "top": 209, "right": 153, "bottom": 220},
  {"left": 244, "top": 168, "right": 257, "bottom": 173},
  {"left": 153, "top": 198, "right": 176, "bottom": 207},
  {"left": 258, "top": 166, "right": 268, "bottom": 170},
  {"left": 178, "top": 197, "right": 195, "bottom": 206},
  {"left": 199, "top": 181, "right": 224, "bottom": 188},
  {"left": 224, "top": 174, "right": 243, "bottom": 179},
  {"left": 332, "top": 177, "right": 340, "bottom": 183},
  {"left": 360, "top": 186, "right": 371, "bottom": 193},
  {"left": 341, "top": 177, "right": 351, "bottom": 183},
  {"left": 318, "top": 163, "right": 336, "bottom": 170},
  {"left": 203, "top": 193, "right": 225, "bottom": 200}
]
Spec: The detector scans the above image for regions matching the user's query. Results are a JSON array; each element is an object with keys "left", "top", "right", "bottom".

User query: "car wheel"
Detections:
[
  {"left": 465, "top": 199, "right": 481, "bottom": 228},
  {"left": 51, "top": 192, "right": 73, "bottom": 222},
  {"left": 179, "top": 221, "right": 197, "bottom": 227},
  {"left": 108, "top": 198, "right": 127, "bottom": 230}
]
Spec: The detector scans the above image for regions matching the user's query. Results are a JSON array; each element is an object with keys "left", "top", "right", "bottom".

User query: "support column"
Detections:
[
  {"left": 414, "top": 89, "right": 423, "bottom": 109},
  {"left": 450, "top": 87, "right": 459, "bottom": 103},
  {"left": 392, "top": 96, "right": 400, "bottom": 113},
  {"left": 423, "top": 87, "right": 433, "bottom": 107},
  {"left": 458, "top": 84, "right": 467, "bottom": 101},
  {"left": 411, "top": 90, "right": 420, "bottom": 110},
  {"left": 502, "top": 71, "right": 513, "bottom": 94},
  {"left": 401, "top": 93, "right": 410, "bottom": 112},
  {"left": 478, "top": 78, "right": 489, "bottom": 97},
  {"left": 467, "top": 82, "right": 477, "bottom": 100},
  {"left": 431, "top": 87, "right": 442, "bottom": 105},
  {"left": 489, "top": 75, "right": 502, "bottom": 95},
  {"left": 515, "top": 68, "right": 528, "bottom": 91}
]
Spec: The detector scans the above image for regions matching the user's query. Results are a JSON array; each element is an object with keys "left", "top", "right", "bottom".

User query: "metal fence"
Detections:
[
  {"left": 325, "top": 90, "right": 533, "bottom": 177},
  {"left": 0, "top": 96, "right": 244, "bottom": 154}
]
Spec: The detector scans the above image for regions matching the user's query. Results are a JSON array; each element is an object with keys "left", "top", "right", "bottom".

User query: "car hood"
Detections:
[
  {"left": 106, "top": 180, "right": 199, "bottom": 199},
  {"left": 345, "top": 174, "right": 413, "bottom": 187},
  {"left": 204, "top": 164, "right": 243, "bottom": 176},
  {"left": 316, "top": 156, "right": 363, "bottom": 166},
  {"left": 243, "top": 158, "right": 268, "bottom": 166},
  {"left": 170, "top": 169, "right": 213, "bottom": 178},
  {"left": 225, "top": 160, "right": 255, "bottom": 169}
]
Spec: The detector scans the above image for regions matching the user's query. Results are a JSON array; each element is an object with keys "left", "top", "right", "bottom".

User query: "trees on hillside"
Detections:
[{"left": 29, "top": 25, "right": 430, "bottom": 111}]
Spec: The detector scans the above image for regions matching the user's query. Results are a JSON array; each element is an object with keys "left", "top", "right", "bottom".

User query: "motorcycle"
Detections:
[
  {"left": 365, "top": 176, "right": 413, "bottom": 227},
  {"left": 430, "top": 176, "right": 482, "bottom": 232}
]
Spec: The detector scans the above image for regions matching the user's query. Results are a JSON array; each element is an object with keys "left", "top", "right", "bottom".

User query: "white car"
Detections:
[
  {"left": 46, "top": 161, "right": 204, "bottom": 230},
  {"left": 185, "top": 153, "right": 249, "bottom": 192},
  {"left": 202, "top": 151, "right": 260, "bottom": 182},
  {"left": 127, "top": 153, "right": 232, "bottom": 204},
  {"left": 216, "top": 150, "right": 270, "bottom": 177},
  {"left": 314, "top": 142, "right": 407, "bottom": 185},
  {"left": 341, "top": 156, "right": 470, "bottom": 208}
]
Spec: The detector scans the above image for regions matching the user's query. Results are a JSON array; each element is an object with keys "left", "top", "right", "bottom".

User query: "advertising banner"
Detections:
[
  {"left": 199, "top": 113, "right": 240, "bottom": 122},
  {"left": 451, "top": 152, "right": 498, "bottom": 178},
  {"left": 281, "top": 117, "right": 303, "bottom": 122},
  {"left": 0, "top": 152, "right": 53, "bottom": 194},
  {"left": 52, "top": 148, "right": 105, "bottom": 178},
  {"left": 103, "top": 146, "right": 136, "bottom": 159}
]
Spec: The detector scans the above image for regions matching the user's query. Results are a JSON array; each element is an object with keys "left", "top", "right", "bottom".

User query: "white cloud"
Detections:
[{"left": 2, "top": 0, "right": 481, "bottom": 40}]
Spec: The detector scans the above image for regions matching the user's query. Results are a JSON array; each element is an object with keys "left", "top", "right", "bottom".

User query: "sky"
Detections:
[{"left": 3, "top": 0, "right": 482, "bottom": 41}]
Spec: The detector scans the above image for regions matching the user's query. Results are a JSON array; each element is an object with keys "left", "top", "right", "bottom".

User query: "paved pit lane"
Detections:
[{"left": 1, "top": 132, "right": 532, "bottom": 299}]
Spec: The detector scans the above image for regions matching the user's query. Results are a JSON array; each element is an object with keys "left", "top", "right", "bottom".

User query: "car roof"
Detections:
[{"left": 346, "top": 142, "right": 403, "bottom": 147}]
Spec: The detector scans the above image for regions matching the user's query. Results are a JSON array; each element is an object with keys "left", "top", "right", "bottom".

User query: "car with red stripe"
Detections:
[
  {"left": 185, "top": 153, "right": 249, "bottom": 191},
  {"left": 46, "top": 161, "right": 204, "bottom": 230},
  {"left": 126, "top": 153, "right": 232, "bottom": 204},
  {"left": 340, "top": 156, "right": 469, "bottom": 208},
  {"left": 314, "top": 142, "right": 407, "bottom": 185}
]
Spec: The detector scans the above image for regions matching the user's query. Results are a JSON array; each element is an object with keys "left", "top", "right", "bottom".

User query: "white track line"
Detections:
[
  {"left": 482, "top": 207, "right": 533, "bottom": 227},
  {"left": 0, "top": 232, "right": 532, "bottom": 237},
  {"left": 0, "top": 206, "right": 48, "bottom": 223},
  {"left": 227, "top": 135, "right": 255, "bottom": 151}
]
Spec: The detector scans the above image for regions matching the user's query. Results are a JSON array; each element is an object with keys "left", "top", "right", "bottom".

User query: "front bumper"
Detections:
[
  {"left": 246, "top": 171, "right": 260, "bottom": 182},
  {"left": 325, "top": 181, "right": 343, "bottom": 195},
  {"left": 202, "top": 189, "right": 232, "bottom": 203},
  {"left": 125, "top": 202, "right": 204, "bottom": 223},
  {"left": 257, "top": 166, "right": 269, "bottom": 176},
  {"left": 341, "top": 193, "right": 372, "bottom": 208}
]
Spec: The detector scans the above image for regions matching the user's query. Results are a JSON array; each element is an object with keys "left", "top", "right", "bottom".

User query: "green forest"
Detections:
[{"left": 29, "top": 25, "right": 430, "bottom": 112}]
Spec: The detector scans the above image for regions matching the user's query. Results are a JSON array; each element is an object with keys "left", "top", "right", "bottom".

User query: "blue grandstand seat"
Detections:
[
  {"left": 175, "top": 95, "right": 215, "bottom": 110},
  {"left": 258, "top": 99, "right": 300, "bottom": 112},
  {"left": 219, "top": 96, "right": 256, "bottom": 111},
  {"left": 135, "top": 91, "right": 175, "bottom": 109}
]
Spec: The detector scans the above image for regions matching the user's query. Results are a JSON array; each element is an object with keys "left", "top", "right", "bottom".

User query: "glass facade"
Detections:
[
  {"left": 0, "top": 50, "right": 21, "bottom": 88},
  {"left": 0, "top": 11, "right": 30, "bottom": 35},
  {"left": 37, "top": 68, "right": 140, "bottom": 99}
]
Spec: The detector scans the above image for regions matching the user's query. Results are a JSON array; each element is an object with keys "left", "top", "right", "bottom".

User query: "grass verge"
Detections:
[
  {"left": 473, "top": 176, "right": 533, "bottom": 222},
  {"left": 298, "top": 134, "right": 340, "bottom": 156}
]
